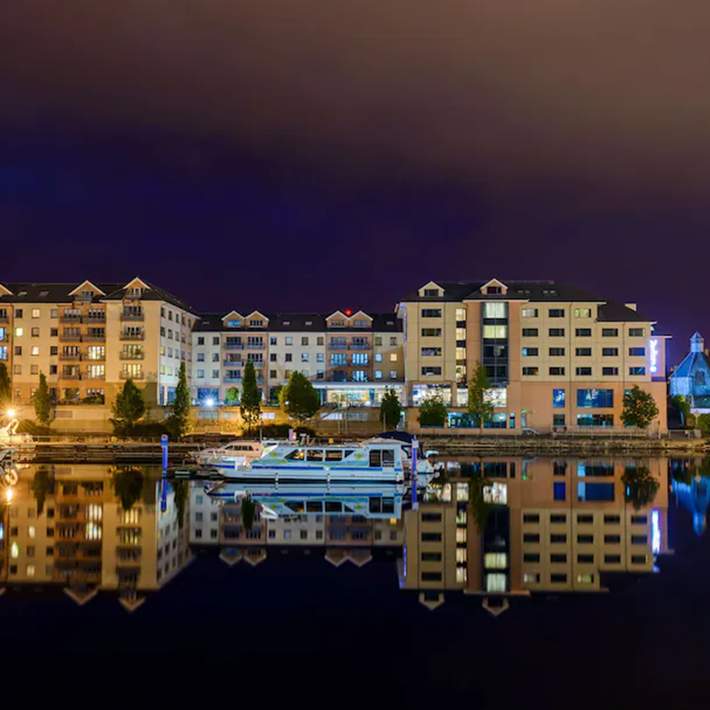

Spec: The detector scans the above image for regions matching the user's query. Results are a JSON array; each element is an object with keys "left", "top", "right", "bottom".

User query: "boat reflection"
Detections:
[{"left": 0, "top": 455, "right": 698, "bottom": 614}]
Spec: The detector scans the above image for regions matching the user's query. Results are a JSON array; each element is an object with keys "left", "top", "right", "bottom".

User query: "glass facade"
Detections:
[
  {"left": 481, "top": 301, "right": 508, "bottom": 385},
  {"left": 553, "top": 388, "right": 566, "bottom": 408}
]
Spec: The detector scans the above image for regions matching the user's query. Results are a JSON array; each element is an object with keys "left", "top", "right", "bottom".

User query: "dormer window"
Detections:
[
  {"left": 249, "top": 319, "right": 263, "bottom": 327},
  {"left": 126, "top": 287, "right": 143, "bottom": 298},
  {"left": 354, "top": 319, "right": 368, "bottom": 328},
  {"left": 487, "top": 286, "right": 502, "bottom": 295},
  {"left": 283, "top": 320, "right": 291, "bottom": 326},
  {"left": 330, "top": 320, "right": 345, "bottom": 328},
  {"left": 226, "top": 319, "right": 241, "bottom": 328},
  {"left": 423, "top": 289, "right": 440, "bottom": 297}
]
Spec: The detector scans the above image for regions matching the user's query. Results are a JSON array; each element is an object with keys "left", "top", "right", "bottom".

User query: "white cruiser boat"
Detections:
[
  {"left": 205, "top": 481, "right": 404, "bottom": 519},
  {"left": 191, "top": 440, "right": 263, "bottom": 468},
  {"left": 207, "top": 439, "right": 435, "bottom": 484}
]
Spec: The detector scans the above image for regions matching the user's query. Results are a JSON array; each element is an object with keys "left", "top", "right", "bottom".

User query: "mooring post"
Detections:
[
  {"left": 161, "top": 434, "right": 169, "bottom": 472},
  {"left": 160, "top": 434, "right": 169, "bottom": 513}
]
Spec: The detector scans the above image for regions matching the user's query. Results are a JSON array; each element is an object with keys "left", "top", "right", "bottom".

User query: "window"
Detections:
[
  {"left": 602, "top": 328, "right": 618, "bottom": 337},
  {"left": 553, "top": 388, "right": 565, "bottom": 408},
  {"left": 523, "top": 553, "right": 540, "bottom": 562},
  {"left": 521, "top": 307, "right": 538, "bottom": 318},
  {"left": 15, "top": 308, "right": 23, "bottom": 318},
  {"left": 421, "top": 366, "right": 442, "bottom": 376},
  {"left": 523, "top": 513, "right": 540, "bottom": 523},
  {"left": 602, "top": 367, "right": 619, "bottom": 376},
  {"left": 629, "top": 367, "right": 646, "bottom": 375},
  {"left": 604, "top": 514, "right": 621, "bottom": 524},
  {"left": 574, "top": 308, "right": 592, "bottom": 318},
  {"left": 15, "top": 327, "right": 23, "bottom": 337},
  {"left": 31, "top": 308, "right": 40, "bottom": 318},
  {"left": 421, "top": 347, "right": 442, "bottom": 357},
  {"left": 629, "top": 328, "right": 645, "bottom": 337},
  {"left": 548, "top": 308, "right": 565, "bottom": 318},
  {"left": 484, "top": 302, "right": 506, "bottom": 318},
  {"left": 575, "top": 347, "right": 592, "bottom": 356},
  {"left": 629, "top": 347, "right": 645, "bottom": 356},
  {"left": 576, "top": 367, "right": 592, "bottom": 376},
  {"left": 522, "top": 328, "right": 538, "bottom": 337},
  {"left": 575, "top": 328, "right": 591, "bottom": 337},
  {"left": 421, "top": 328, "right": 442, "bottom": 337},
  {"left": 604, "top": 554, "right": 621, "bottom": 564},
  {"left": 483, "top": 325, "right": 507, "bottom": 338},
  {"left": 522, "top": 367, "right": 539, "bottom": 376},
  {"left": 548, "top": 328, "right": 565, "bottom": 337},
  {"left": 421, "top": 308, "right": 442, "bottom": 318},
  {"left": 549, "top": 347, "right": 565, "bottom": 356},
  {"left": 521, "top": 347, "right": 538, "bottom": 357},
  {"left": 549, "top": 367, "right": 565, "bottom": 376},
  {"left": 523, "top": 533, "right": 540, "bottom": 543},
  {"left": 31, "top": 346, "right": 39, "bottom": 356},
  {"left": 577, "top": 389, "right": 614, "bottom": 408},
  {"left": 577, "top": 413, "right": 614, "bottom": 427},
  {"left": 550, "top": 574, "right": 568, "bottom": 583},
  {"left": 602, "top": 347, "right": 618, "bottom": 356}
]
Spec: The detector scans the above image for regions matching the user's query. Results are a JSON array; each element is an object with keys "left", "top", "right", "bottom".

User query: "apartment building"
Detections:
[
  {"left": 0, "top": 277, "right": 197, "bottom": 407},
  {"left": 397, "top": 278, "right": 669, "bottom": 432},
  {"left": 191, "top": 309, "right": 404, "bottom": 406}
]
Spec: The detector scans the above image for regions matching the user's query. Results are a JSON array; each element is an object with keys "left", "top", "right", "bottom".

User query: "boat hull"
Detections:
[{"left": 213, "top": 464, "right": 403, "bottom": 483}]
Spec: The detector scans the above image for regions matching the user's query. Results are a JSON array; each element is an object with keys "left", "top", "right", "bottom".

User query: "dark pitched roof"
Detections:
[
  {"left": 401, "top": 279, "right": 655, "bottom": 323},
  {"left": 102, "top": 280, "right": 194, "bottom": 313},
  {"left": 193, "top": 312, "right": 402, "bottom": 333},
  {"left": 0, "top": 282, "right": 124, "bottom": 303}
]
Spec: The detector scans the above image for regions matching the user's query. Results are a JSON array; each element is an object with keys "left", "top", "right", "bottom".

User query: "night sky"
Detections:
[{"left": 3, "top": 2, "right": 710, "bottom": 360}]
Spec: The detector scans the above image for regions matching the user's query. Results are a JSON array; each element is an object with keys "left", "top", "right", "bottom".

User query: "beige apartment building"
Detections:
[
  {"left": 398, "top": 278, "right": 669, "bottom": 433},
  {"left": 0, "top": 277, "right": 197, "bottom": 408},
  {"left": 191, "top": 309, "right": 404, "bottom": 407}
]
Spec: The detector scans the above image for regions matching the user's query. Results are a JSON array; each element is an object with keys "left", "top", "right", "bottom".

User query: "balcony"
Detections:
[
  {"left": 61, "top": 372, "right": 82, "bottom": 380},
  {"left": 246, "top": 342, "right": 265, "bottom": 350},
  {"left": 86, "top": 313, "right": 105, "bottom": 322},
  {"left": 120, "top": 371, "right": 144, "bottom": 380},
  {"left": 60, "top": 333, "right": 82, "bottom": 342},
  {"left": 0, "top": 314, "right": 9, "bottom": 323},
  {"left": 120, "top": 351, "right": 144, "bottom": 360},
  {"left": 350, "top": 343, "right": 371, "bottom": 350},
  {"left": 83, "top": 333, "right": 106, "bottom": 342},
  {"left": 59, "top": 353, "right": 82, "bottom": 361},
  {"left": 60, "top": 314, "right": 82, "bottom": 323},
  {"left": 120, "top": 331, "right": 144, "bottom": 341},
  {"left": 224, "top": 376, "right": 242, "bottom": 382},
  {"left": 121, "top": 312, "right": 144, "bottom": 321},
  {"left": 224, "top": 342, "right": 244, "bottom": 350}
]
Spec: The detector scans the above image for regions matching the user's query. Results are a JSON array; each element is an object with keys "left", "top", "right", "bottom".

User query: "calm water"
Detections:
[{"left": 0, "top": 455, "right": 708, "bottom": 705}]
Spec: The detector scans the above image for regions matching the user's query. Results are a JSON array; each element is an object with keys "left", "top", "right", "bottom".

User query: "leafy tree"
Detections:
[
  {"left": 622, "top": 465, "right": 660, "bottom": 510},
  {"left": 697, "top": 413, "right": 710, "bottom": 436},
  {"left": 166, "top": 362, "right": 191, "bottom": 440},
  {"left": 0, "top": 362, "right": 11, "bottom": 409},
  {"left": 379, "top": 387, "right": 403, "bottom": 429},
  {"left": 225, "top": 386, "right": 239, "bottom": 406},
  {"left": 112, "top": 468, "right": 144, "bottom": 511},
  {"left": 469, "top": 475, "right": 493, "bottom": 532},
  {"left": 112, "top": 378, "right": 146, "bottom": 435},
  {"left": 31, "top": 466, "right": 55, "bottom": 515},
  {"left": 240, "top": 495, "right": 257, "bottom": 532},
  {"left": 281, "top": 371, "right": 320, "bottom": 423},
  {"left": 621, "top": 385, "right": 659, "bottom": 429},
  {"left": 418, "top": 394, "right": 447, "bottom": 427},
  {"left": 170, "top": 479, "right": 188, "bottom": 528},
  {"left": 467, "top": 362, "right": 494, "bottom": 432},
  {"left": 671, "top": 395, "right": 691, "bottom": 428},
  {"left": 240, "top": 361, "right": 262, "bottom": 433},
  {"left": 32, "top": 372, "right": 53, "bottom": 426}
]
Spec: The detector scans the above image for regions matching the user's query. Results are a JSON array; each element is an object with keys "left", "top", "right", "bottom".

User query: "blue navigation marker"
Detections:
[{"left": 411, "top": 436, "right": 418, "bottom": 509}]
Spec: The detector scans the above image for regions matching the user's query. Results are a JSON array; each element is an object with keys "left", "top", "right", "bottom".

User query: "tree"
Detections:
[
  {"left": 622, "top": 465, "right": 660, "bottom": 510},
  {"left": 32, "top": 371, "right": 53, "bottom": 426},
  {"left": 166, "top": 362, "right": 191, "bottom": 440},
  {"left": 671, "top": 395, "right": 691, "bottom": 428},
  {"left": 31, "top": 466, "right": 54, "bottom": 515},
  {"left": 225, "top": 386, "right": 239, "bottom": 406},
  {"left": 418, "top": 394, "right": 447, "bottom": 427},
  {"left": 621, "top": 385, "right": 659, "bottom": 429},
  {"left": 467, "top": 362, "right": 494, "bottom": 433},
  {"left": 112, "top": 378, "right": 146, "bottom": 435},
  {"left": 697, "top": 413, "right": 710, "bottom": 436},
  {"left": 112, "top": 468, "right": 144, "bottom": 511},
  {"left": 281, "top": 371, "right": 320, "bottom": 423},
  {"left": 380, "top": 387, "right": 402, "bottom": 429},
  {"left": 240, "top": 494, "right": 257, "bottom": 532},
  {"left": 240, "top": 361, "right": 261, "bottom": 433},
  {"left": 170, "top": 479, "right": 188, "bottom": 528},
  {"left": 0, "top": 363, "right": 11, "bottom": 409}
]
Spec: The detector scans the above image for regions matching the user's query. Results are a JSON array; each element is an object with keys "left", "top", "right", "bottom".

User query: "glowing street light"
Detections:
[
  {"left": 5, "top": 408, "right": 15, "bottom": 419},
  {"left": 204, "top": 397, "right": 215, "bottom": 408}
]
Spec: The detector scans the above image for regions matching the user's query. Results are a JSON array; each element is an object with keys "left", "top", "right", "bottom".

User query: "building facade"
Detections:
[
  {"left": 0, "top": 277, "right": 197, "bottom": 407},
  {"left": 191, "top": 309, "right": 404, "bottom": 407},
  {"left": 669, "top": 332, "right": 710, "bottom": 412},
  {"left": 397, "top": 278, "right": 669, "bottom": 433}
]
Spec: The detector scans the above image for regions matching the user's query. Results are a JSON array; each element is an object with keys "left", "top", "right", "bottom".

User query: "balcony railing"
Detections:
[
  {"left": 120, "top": 351, "right": 144, "bottom": 360},
  {"left": 86, "top": 314, "right": 106, "bottom": 322},
  {"left": 83, "top": 334, "right": 106, "bottom": 341},
  {"left": 121, "top": 312, "right": 144, "bottom": 321},
  {"left": 120, "top": 371, "right": 145, "bottom": 380},
  {"left": 61, "top": 372, "right": 82, "bottom": 380},
  {"left": 0, "top": 314, "right": 10, "bottom": 323},
  {"left": 223, "top": 359, "right": 242, "bottom": 366},
  {"left": 224, "top": 376, "right": 242, "bottom": 382},
  {"left": 246, "top": 342, "right": 265, "bottom": 350},
  {"left": 224, "top": 342, "right": 244, "bottom": 350},
  {"left": 60, "top": 334, "right": 82, "bottom": 342},
  {"left": 60, "top": 314, "right": 82, "bottom": 323},
  {"left": 120, "top": 332, "right": 144, "bottom": 341},
  {"left": 59, "top": 353, "right": 82, "bottom": 361}
]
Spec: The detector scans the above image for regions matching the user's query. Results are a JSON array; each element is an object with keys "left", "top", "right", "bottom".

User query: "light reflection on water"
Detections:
[{"left": 0, "top": 455, "right": 706, "bottom": 613}]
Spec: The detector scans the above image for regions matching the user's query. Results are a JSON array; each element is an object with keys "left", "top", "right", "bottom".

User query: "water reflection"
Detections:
[{"left": 0, "top": 456, "right": 700, "bottom": 613}]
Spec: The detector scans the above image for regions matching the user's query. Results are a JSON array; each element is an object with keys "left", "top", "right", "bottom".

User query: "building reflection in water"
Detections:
[
  {"left": 0, "top": 456, "right": 689, "bottom": 613},
  {"left": 0, "top": 464, "right": 192, "bottom": 611}
]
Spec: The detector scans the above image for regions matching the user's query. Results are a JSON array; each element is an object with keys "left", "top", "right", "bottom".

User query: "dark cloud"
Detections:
[{"left": 1, "top": 1, "right": 710, "bottom": 359}]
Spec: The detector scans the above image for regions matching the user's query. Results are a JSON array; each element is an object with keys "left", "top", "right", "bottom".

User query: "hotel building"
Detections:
[
  {"left": 0, "top": 277, "right": 197, "bottom": 407},
  {"left": 397, "top": 278, "right": 669, "bottom": 432},
  {"left": 191, "top": 309, "right": 404, "bottom": 406}
]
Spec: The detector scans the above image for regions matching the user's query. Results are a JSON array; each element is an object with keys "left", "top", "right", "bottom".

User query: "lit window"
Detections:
[
  {"left": 15, "top": 327, "right": 23, "bottom": 337},
  {"left": 484, "top": 552, "right": 507, "bottom": 569},
  {"left": 31, "top": 346, "right": 39, "bottom": 356},
  {"left": 486, "top": 573, "right": 507, "bottom": 592},
  {"left": 31, "top": 309, "right": 40, "bottom": 319}
]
